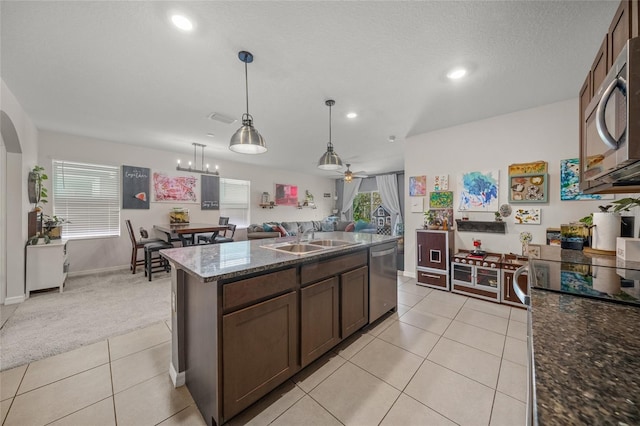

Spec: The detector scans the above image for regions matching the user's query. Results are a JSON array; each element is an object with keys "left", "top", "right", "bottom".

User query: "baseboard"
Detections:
[
  {"left": 67, "top": 265, "right": 129, "bottom": 277},
  {"left": 4, "top": 295, "right": 25, "bottom": 305},
  {"left": 169, "top": 362, "right": 185, "bottom": 387},
  {"left": 402, "top": 271, "right": 416, "bottom": 278}
]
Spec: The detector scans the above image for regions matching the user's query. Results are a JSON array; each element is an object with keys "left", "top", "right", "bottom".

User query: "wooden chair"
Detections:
[{"left": 125, "top": 219, "right": 163, "bottom": 274}]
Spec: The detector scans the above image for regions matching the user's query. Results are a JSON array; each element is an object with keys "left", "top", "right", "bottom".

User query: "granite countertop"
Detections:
[
  {"left": 159, "top": 231, "right": 399, "bottom": 282},
  {"left": 531, "top": 290, "right": 640, "bottom": 425},
  {"left": 531, "top": 244, "right": 640, "bottom": 271}
]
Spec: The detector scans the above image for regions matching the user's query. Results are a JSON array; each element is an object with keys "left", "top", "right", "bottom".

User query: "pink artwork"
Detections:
[
  {"left": 275, "top": 184, "right": 298, "bottom": 206},
  {"left": 153, "top": 173, "right": 197, "bottom": 202},
  {"left": 409, "top": 176, "right": 427, "bottom": 196}
]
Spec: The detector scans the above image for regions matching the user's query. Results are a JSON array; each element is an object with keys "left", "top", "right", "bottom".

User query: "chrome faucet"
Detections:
[{"left": 297, "top": 227, "right": 315, "bottom": 243}]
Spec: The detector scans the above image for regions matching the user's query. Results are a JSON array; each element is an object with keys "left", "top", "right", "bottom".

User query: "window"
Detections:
[
  {"left": 52, "top": 160, "right": 120, "bottom": 239},
  {"left": 219, "top": 178, "right": 250, "bottom": 227},
  {"left": 352, "top": 191, "right": 382, "bottom": 223}
]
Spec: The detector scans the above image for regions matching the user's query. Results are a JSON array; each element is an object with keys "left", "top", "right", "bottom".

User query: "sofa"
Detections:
[{"left": 246, "top": 220, "right": 376, "bottom": 240}]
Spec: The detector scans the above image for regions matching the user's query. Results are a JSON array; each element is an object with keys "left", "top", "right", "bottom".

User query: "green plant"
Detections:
[
  {"left": 29, "top": 165, "right": 48, "bottom": 210},
  {"left": 611, "top": 197, "right": 640, "bottom": 212}
]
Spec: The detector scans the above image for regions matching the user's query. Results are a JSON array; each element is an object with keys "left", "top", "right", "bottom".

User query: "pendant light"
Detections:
[
  {"left": 229, "top": 51, "right": 267, "bottom": 154},
  {"left": 317, "top": 99, "right": 343, "bottom": 170}
]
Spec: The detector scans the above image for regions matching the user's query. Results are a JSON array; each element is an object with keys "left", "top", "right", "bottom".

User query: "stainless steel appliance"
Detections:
[
  {"left": 369, "top": 242, "right": 397, "bottom": 323},
  {"left": 581, "top": 36, "right": 640, "bottom": 194}
]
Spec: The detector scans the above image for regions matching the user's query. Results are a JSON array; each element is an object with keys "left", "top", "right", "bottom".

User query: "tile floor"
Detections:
[{"left": 0, "top": 275, "right": 527, "bottom": 425}]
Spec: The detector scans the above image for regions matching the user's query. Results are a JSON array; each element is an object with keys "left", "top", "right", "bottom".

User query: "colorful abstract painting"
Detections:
[
  {"left": 434, "top": 175, "right": 449, "bottom": 191},
  {"left": 457, "top": 170, "right": 499, "bottom": 211},
  {"left": 409, "top": 176, "right": 427, "bottom": 196},
  {"left": 275, "top": 183, "right": 298, "bottom": 206},
  {"left": 560, "top": 159, "right": 614, "bottom": 201},
  {"left": 153, "top": 172, "right": 197, "bottom": 202},
  {"left": 514, "top": 208, "right": 541, "bottom": 224},
  {"left": 429, "top": 191, "right": 454, "bottom": 209}
]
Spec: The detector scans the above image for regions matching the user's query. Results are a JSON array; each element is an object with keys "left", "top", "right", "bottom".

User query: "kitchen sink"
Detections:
[
  {"left": 261, "top": 242, "right": 326, "bottom": 254},
  {"left": 308, "top": 239, "right": 353, "bottom": 247},
  {"left": 261, "top": 239, "right": 359, "bottom": 255}
]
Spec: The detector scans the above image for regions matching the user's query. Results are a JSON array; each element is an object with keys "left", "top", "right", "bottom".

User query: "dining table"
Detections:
[{"left": 153, "top": 223, "right": 228, "bottom": 246}]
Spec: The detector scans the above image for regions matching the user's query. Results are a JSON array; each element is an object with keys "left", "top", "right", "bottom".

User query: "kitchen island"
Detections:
[
  {"left": 526, "top": 245, "right": 640, "bottom": 425},
  {"left": 159, "top": 231, "right": 399, "bottom": 426}
]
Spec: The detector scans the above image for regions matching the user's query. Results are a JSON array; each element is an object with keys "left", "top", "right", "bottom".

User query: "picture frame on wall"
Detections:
[{"left": 509, "top": 173, "right": 548, "bottom": 203}]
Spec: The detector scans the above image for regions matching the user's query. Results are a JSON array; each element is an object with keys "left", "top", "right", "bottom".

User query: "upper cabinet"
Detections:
[{"left": 609, "top": 1, "right": 637, "bottom": 68}]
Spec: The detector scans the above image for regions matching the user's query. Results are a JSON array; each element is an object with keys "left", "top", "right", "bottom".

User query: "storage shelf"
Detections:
[{"left": 455, "top": 219, "right": 506, "bottom": 234}]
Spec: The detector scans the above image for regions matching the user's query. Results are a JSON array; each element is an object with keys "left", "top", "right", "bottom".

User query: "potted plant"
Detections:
[{"left": 42, "top": 215, "right": 69, "bottom": 239}]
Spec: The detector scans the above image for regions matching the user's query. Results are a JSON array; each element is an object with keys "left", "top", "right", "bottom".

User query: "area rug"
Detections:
[{"left": 0, "top": 269, "right": 171, "bottom": 371}]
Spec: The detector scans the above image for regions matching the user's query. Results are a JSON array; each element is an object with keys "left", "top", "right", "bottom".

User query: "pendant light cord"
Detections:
[
  {"left": 244, "top": 61, "right": 250, "bottom": 117},
  {"left": 328, "top": 102, "right": 332, "bottom": 149}
]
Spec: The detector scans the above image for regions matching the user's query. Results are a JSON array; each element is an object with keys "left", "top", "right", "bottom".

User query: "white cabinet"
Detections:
[
  {"left": 451, "top": 259, "right": 501, "bottom": 303},
  {"left": 26, "top": 239, "right": 69, "bottom": 296}
]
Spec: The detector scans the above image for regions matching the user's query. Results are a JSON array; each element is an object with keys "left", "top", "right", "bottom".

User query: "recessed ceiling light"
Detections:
[
  {"left": 388, "top": 136, "right": 396, "bottom": 143},
  {"left": 346, "top": 112, "right": 358, "bottom": 119},
  {"left": 447, "top": 68, "right": 467, "bottom": 80},
  {"left": 171, "top": 15, "right": 193, "bottom": 31}
]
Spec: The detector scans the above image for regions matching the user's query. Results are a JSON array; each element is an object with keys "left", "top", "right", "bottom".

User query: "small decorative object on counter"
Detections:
[
  {"left": 520, "top": 231, "right": 533, "bottom": 255},
  {"left": 471, "top": 238, "right": 485, "bottom": 255},
  {"left": 494, "top": 211, "right": 502, "bottom": 222},
  {"left": 169, "top": 207, "right": 190, "bottom": 224},
  {"left": 261, "top": 192, "right": 270, "bottom": 204}
]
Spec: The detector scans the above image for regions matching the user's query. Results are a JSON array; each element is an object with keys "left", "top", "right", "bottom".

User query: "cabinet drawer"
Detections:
[
  {"left": 223, "top": 268, "right": 296, "bottom": 312},
  {"left": 417, "top": 270, "right": 447, "bottom": 289},
  {"left": 301, "top": 251, "right": 367, "bottom": 286}
]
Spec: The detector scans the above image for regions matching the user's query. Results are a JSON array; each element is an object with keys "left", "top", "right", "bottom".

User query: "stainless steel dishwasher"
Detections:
[{"left": 369, "top": 242, "right": 398, "bottom": 323}]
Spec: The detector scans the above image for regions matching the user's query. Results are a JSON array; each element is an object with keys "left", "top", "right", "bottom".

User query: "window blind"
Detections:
[
  {"left": 52, "top": 160, "right": 120, "bottom": 239},
  {"left": 219, "top": 178, "right": 250, "bottom": 226}
]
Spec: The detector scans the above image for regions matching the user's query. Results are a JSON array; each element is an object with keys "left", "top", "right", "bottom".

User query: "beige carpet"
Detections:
[{"left": 0, "top": 268, "right": 170, "bottom": 371}]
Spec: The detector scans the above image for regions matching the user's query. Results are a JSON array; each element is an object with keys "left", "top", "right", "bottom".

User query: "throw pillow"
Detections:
[
  {"left": 335, "top": 221, "right": 351, "bottom": 231},
  {"left": 345, "top": 222, "right": 355, "bottom": 232},
  {"left": 263, "top": 223, "right": 274, "bottom": 232},
  {"left": 321, "top": 221, "right": 335, "bottom": 232},
  {"left": 275, "top": 225, "right": 288, "bottom": 237},
  {"left": 282, "top": 222, "right": 299, "bottom": 236},
  {"left": 298, "top": 221, "right": 314, "bottom": 233},
  {"left": 354, "top": 219, "right": 370, "bottom": 232},
  {"left": 312, "top": 221, "right": 323, "bottom": 231}
]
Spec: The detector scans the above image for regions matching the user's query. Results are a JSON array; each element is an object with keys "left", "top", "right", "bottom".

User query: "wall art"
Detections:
[
  {"left": 275, "top": 183, "right": 298, "bottom": 206},
  {"left": 514, "top": 207, "right": 541, "bottom": 224},
  {"left": 122, "top": 165, "right": 150, "bottom": 209},
  {"left": 434, "top": 175, "right": 449, "bottom": 191},
  {"left": 153, "top": 172, "right": 197, "bottom": 202},
  {"left": 560, "top": 158, "right": 614, "bottom": 201},
  {"left": 429, "top": 191, "right": 454, "bottom": 208},
  {"left": 201, "top": 174, "right": 220, "bottom": 210},
  {"left": 410, "top": 197, "right": 424, "bottom": 213},
  {"left": 509, "top": 173, "right": 548, "bottom": 203},
  {"left": 409, "top": 175, "right": 427, "bottom": 196},
  {"left": 457, "top": 170, "right": 499, "bottom": 212},
  {"left": 508, "top": 161, "right": 547, "bottom": 175}
]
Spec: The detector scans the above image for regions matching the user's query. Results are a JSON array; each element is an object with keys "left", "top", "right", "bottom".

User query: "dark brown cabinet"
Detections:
[
  {"left": 300, "top": 277, "right": 340, "bottom": 367},
  {"left": 222, "top": 291, "right": 298, "bottom": 420},
  {"left": 340, "top": 265, "right": 369, "bottom": 339},
  {"left": 416, "top": 230, "right": 454, "bottom": 290},
  {"left": 609, "top": 1, "right": 635, "bottom": 68},
  {"left": 591, "top": 35, "right": 609, "bottom": 94}
]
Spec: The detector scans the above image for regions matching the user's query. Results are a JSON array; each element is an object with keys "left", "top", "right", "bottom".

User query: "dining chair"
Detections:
[
  {"left": 196, "top": 217, "right": 230, "bottom": 243},
  {"left": 125, "top": 219, "right": 163, "bottom": 274},
  {"left": 199, "top": 224, "right": 237, "bottom": 244}
]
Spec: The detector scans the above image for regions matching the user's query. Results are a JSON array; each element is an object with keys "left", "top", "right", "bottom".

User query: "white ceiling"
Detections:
[{"left": 0, "top": 1, "right": 618, "bottom": 178}]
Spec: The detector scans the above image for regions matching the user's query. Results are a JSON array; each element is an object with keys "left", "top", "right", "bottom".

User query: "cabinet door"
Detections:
[
  {"left": 591, "top": 35, "right": 609, "bottom": 93},
  {"left": 417, "top": 231, "right": 447, "bottom": 270},
  {"left": 609, "top": 1, "right": 633, "bottom": 68},
  {"left": 301, "top": 277, "right": 340, "bottom": 367},
  {"left": 222, "top": 291, "right": 298, "bottom": 420},
  {"left": 340, "top": 266, "right": 368, "bottom": 339},
  {"left": 502, "top": 270, "right": 527, "bottom": 306}
]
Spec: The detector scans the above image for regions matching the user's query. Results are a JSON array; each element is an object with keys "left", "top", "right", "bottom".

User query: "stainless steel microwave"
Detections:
[{"left": 580, "top": 37, "right": 640, "bottom": 194}]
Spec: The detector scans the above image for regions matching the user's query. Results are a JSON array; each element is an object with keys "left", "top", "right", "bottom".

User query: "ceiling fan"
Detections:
[{"left": 337, "top": 164, "right": 368, "bottom": 182}]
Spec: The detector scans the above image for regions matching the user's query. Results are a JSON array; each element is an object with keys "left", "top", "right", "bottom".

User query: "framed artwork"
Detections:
[
  {"left": 429, "top": 191, "right": 453, "bottom": 208},
  {"left": 560, "top": 158, "right": 614, "bottom": 200},
  {"left": 410, "top": 197, "right": 424, "bottom": 213},
  {"left": 153, "top": 172, "right": 197, "bottom": 202},
  {"left": 514, "top": 208, "right": 541, "bottom": 224},
  {"left": 509, "top": 173, "right": 548, "bottom": 203},
  {"left": 434, "top": 175, "right": 449, "bottom": 191},
  {"left": 457, "top": 170, "right": 499, "bottom": 212},
  {"left": 122, "top": 165, "right": 150, "bottom": 209},
  {"left": 508, "top": 161, "right": 547, "bottom": 175},
  {"left": 409, "top": 176, "right": 427, "bottom": 196},
  {"left": 275, "top": 184, "right": 298, "bottom": 206},
  {"left": 431, "top": 208, "right": 453, "bottom": 228}
]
